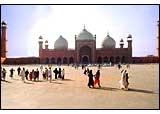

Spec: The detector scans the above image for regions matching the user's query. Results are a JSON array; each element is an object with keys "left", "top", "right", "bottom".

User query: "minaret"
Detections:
[
  {"left": 45, "top": 40, "right": 48, "bottom": 49},
  {"left": 38, "top": 36, "right": 43, "bottom": 57},
  {"left": 127, "top": 34, "right": 132, "bottom": 63},
  {"left": 1, "top": 21, "right": 7, "bottom": 58},
  {"left": 75, "top": 34, "right": 78, "bottom": 64},
  {"left": 119, "top": 38, "right": 124, "bottom": 48},
  {"left": 157, "top": 20, "right": 159, "bottom": 57}
]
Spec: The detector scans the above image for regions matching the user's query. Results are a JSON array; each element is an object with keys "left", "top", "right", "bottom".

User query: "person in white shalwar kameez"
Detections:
[
  {"left": 20, "top": 68, "right": 25, "bottom": 83},
  {"left": 119, "top": 69, "right": 129, "bottom": 90},
  {"left": 48, "top": 67, "right": 52, "bottom": 83}
]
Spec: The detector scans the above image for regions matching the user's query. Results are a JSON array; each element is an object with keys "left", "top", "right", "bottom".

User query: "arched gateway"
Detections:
[{"left": 79, "top": 46, "right": 92, "bottom": 64}]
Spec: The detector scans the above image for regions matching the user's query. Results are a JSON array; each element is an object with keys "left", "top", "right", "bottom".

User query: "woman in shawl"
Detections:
[
  {"left": 119, "top": 69, "right": 129, "bottom": 90},
  {"left": 88, "top": 70, "right": 94, "bottom": 88}
]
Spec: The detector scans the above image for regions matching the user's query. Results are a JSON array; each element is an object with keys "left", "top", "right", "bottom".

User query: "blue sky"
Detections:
[{"left": 1, "top": 5, "right": 159, "bottom": 58}]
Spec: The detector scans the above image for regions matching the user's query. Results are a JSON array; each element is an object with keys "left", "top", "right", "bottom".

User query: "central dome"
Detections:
[
  {"left": 77, "top": 28, "right": 95, "bottom": 41},
  {"left": 54, "top": 35, "right": 68, "bottom": 49},
  {"left": 102, "top": 33, "right": 116, "bottom": 48}
]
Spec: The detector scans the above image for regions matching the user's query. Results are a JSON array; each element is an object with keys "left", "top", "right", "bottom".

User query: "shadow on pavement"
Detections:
[
  {"left": 24, "top": 82, "right": 34, "bottom": 84},
  {"left": 93, "top": 86, "right": 119, "bottom": 91},
  {"left": 128, "top": 88, "right": 158, "bottom": 94},
  {"left": 34, "top": 80, "right": 47, "bottom": 82},
  {"left": 1, "top": 80, "right": 12, "bottom": 83},
  {"left": 50, "top": 81, "right": 63, "bottom": 84},
  {"left": 54, "top": 82, "right": 63, "bottom": 84},
  {"left": 61, "top": 79, "right": 74, "bottom": 81}
]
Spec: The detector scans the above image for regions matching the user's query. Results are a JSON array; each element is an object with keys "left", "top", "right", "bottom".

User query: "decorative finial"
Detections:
[
  {"left": 107, "top": 31, "right": 109, "bottom": 36},
  {"left": 84, "top": 24, "right": 86, "bottom": 30},
  {"left": 39, "top": 35, "right": 43, "bottom": 39}
]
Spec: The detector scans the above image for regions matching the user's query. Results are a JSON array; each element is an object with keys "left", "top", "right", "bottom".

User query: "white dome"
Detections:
[
  {"left": 54, "top": 35, "right": 68, "bottom": 49},
  {"left": 102, "top": 33, "right": 116, "bottom": 48},
  {"left": 77, "top": 28, "right": 95, "bottom": 41}
]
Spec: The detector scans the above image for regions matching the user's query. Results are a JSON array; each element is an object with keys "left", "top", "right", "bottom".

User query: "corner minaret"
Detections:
[
  {"left": 127, "top": 34, "right": 132, "bottom": 63},
  {"left": 119, "top": 38, "right": 124, "bottom": 48},
  {"left": 157, "top": 20, "right": 159, "bottom": 57},
  {"left": 45, "top": 40, "right": 48, "bottom": 49},
  {"left": 1, "top": 21, "right": 7, "bottom": 58},
  {"left": 38, "top": 36, "right": 43, "bottom": 57}
]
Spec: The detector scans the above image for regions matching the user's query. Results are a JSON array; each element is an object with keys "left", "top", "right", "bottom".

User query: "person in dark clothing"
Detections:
[
  {"left": 53, "top": 68, "right": 58, "bottom": 79},
  {"left": 34, "top": 70, "right": 37, "bottom": 81},
  {"left": 88, "top": 70, "right": 94, "bottom": 88},
  {"left": 87, "top": 68, "right": 89, "bottom": 74},
  {"left": 10, "top": 68, "right": 15, "bottom": 79},
  {"left": 82, "top": 64, "right": 84, "bottom": 70},
  {"left": 118, "top": 63, "right": 122, "bottom": 70},
  {"left": 36, "top": 69, "right": 39, "bottom": 81},
  {"left": 2, "top": 68, "right": 7, "bottom": 81},
  {"left": 126, "top": 73, "right": 129, "bottom": 86},
  {"left": 42, "top": 71, "right": 46, "bottom": 80},
  {"left": 17, "top": 67, "right": 21, "bottom": 76},
  {"left": 98, "top": 64, "right": 101, "bottom": 69},
  {"left": 25, "top": 69, "right": 29, "bottom": 80},
  {"left": 84, "top": 68, "right": 87, "bottom": 75},
  {"left": 58, "top": 68, "right": 62, "bottom": 79}
]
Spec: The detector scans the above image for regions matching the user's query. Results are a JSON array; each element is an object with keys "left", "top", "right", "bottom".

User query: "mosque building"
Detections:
[
  {"left": 1, "top": 21, "right": 159, "bottom": 64},
  {"left": 38, "top": 26, "right": 132, "bottom": 64}
]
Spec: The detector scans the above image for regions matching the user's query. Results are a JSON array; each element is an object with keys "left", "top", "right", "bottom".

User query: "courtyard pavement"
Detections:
[{"left": 1, "top": 64, "right": 159, "bottom": 109}]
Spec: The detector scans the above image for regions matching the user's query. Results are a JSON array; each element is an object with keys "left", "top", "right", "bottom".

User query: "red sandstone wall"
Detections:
[
  {"left": 132, "top": 57, "right": 159, "bottom": 63},
  {"left": 3, "top": 57, "right": 40, "bottom": 64}
]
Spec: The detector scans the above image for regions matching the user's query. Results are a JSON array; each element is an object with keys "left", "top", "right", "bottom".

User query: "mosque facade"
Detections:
[
  {"left": 38, "top": 26, "right": 132, "bottom": 64},
  {"left": 1, "top": 21, "right": 159, "bottom": 64}
]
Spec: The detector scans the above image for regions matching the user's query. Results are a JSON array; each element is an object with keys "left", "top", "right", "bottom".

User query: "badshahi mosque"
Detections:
[
  {"left": 1, "top": 21, "right": 159, "bottom": 64},
  {"left": 38, "top": 26, "right": 132, "bottom": 64}
]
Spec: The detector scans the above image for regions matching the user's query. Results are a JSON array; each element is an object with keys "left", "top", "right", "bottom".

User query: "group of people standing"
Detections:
[
  {"left": 83, "top": 67, "right": 101, "bottom": 88},
  {"left": 16, "top": 67, "right": 40, "bottom": 82},
  {"left": 41, "top": 67, "right": 65, "bottom": 83},
  {"left": 1, "top": 66, "right": 65, "bottom": 83}
]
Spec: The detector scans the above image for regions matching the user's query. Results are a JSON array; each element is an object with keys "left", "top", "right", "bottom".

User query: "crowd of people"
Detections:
[
  {"left": 1, "top": 63, "right": 130, "bottom": 91},
  {"left": 1, "top": 65, "right": 66, "bottom": 83}
]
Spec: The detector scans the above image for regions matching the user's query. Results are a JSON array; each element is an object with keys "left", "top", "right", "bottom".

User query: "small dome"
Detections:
[
  {"left": 102, "top": 33, "right": 116, "bottom": 48},
  {"left": 45, "top": 40, "right": 48, "bottom": 43},
  {"left": 77, "top": 27, "right": 95, "bottom": 41},
  {"left": 54, "top": 35, "right": 68, "bottom": 49},
  {"left": 1, "top": 21, "right": 7, "bottom": 25},
  {"left": 39, "top": 36, "right": 43, "bottom": 39},
  {"left": 127, "top": 34, "right": 132, "bottom": 41},
  {"left": 120, "top": 38, "right": 124, "bottom": 45},
  {"left": 127, "top": 34, "right": 132, "bottom": 38},
  {"left": 120, "top": 38, "right": 124, "bottom": 42}
]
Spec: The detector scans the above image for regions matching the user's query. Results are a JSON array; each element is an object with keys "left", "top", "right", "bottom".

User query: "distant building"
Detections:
[{"left": 38, "top": 26, "right": 132, "bottom": 64}]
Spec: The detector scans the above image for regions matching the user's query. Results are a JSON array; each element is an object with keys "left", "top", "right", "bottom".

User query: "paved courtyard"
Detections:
[{"left": 1, "top": 64, "right": 159, "bottom": 109}]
